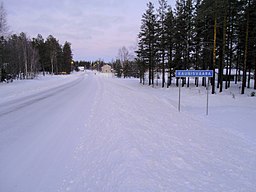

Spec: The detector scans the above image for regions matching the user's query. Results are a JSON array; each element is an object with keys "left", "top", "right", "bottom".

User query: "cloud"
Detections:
[{"left": 3, "top": 0, "right": 176, "bottom": 61}]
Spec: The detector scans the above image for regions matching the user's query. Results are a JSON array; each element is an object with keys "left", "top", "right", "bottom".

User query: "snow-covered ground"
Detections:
[{"left": 0, "top": 71, "right": 255, "bottom": 192}]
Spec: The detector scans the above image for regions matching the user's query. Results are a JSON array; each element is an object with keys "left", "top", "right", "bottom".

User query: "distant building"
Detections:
[
  {"left": 78, "top": 66, "right": 85, "bottom": 71},
  {"left": 101, "top": 64, "right": 112, "bottom": 73}
]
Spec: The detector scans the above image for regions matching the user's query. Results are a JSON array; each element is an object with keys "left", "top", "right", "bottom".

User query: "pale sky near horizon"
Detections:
[{"left": 2, "top": 0, "right": 175, "bottom": 62}]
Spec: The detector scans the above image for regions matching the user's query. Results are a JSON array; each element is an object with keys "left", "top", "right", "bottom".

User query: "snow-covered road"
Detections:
[
  {"left": 0, "top": 73, "right": 97, "bottom": 191},
  {"left": 0, "top": 71, "right": 255, "bottom": 192}
]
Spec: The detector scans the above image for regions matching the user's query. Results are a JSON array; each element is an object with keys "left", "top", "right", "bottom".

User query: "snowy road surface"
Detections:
[{"left": 0, "top": 72, "right": 255, "bottom": 192}]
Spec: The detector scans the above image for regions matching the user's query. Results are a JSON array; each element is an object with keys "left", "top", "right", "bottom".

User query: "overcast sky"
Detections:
[{"left": 3, "top": 0, "right": 175, "bottom": 62}]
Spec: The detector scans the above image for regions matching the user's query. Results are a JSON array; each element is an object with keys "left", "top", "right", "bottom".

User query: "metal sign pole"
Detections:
[
  {"left": 175, "top": 70, "right": 213, "bottom": 114},
  {"left": 206, "top": 77, "right": 209, "bottom": 115},
  {"left": 178, "top": 78, "right": 181, "bottom": 112}
]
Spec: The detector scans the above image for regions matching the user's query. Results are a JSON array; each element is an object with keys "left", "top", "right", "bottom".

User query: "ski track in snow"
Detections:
[{"left": 0, "top": 71, "right": 255, "bottom": 192}]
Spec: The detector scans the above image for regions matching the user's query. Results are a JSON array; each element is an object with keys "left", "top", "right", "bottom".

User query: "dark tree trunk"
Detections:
[
  {"left": 242, "top": 0, "right": 250, "bottom": 94},
  {"left": 162, "top": 53, "right": 165, "bottom": 88},
  {"left": 254, "top": 55, "right": 256, "bottom": 90}
]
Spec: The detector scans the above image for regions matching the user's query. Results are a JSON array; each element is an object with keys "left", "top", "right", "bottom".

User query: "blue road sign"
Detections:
[{"left": 175, "top": 70, "right": 213, "bottom": 77}]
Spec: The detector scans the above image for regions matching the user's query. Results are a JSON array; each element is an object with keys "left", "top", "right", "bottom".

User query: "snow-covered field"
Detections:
[{"left": 0, "top": 71, "right": 255, "bottom": 192}]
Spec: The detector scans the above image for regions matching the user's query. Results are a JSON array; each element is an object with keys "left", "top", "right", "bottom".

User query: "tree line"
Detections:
[
  {"left": 136, "top": 0, "right": 256, "bottom": 94},
  {"left": 0, "top": 2, "right": 73, "bottom": 82}
]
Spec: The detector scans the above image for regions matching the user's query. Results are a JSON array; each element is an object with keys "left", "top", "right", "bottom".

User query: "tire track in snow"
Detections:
[
  {"left": 58, "top": 75, "right": 256, "bottom": 192},
  {"left": 0, "top": 76, "right": 84, "bottom": 117}
]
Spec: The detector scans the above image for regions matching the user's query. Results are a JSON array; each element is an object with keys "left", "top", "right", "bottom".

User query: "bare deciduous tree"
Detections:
[{"left": 118, "top": 46, "right": 130, "bottom": 67}]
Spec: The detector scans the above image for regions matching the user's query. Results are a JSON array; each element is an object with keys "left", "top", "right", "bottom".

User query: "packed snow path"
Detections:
[{"left": 0, "top": 72, "right": 255, "bottom": 192}]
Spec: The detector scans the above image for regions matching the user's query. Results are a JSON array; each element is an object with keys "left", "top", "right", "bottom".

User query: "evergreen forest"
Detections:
[
  {"left": 136, "top": 0, "right": 256, "bottom": 94},
  {"left": 0, "top": 3, "right": 73, "bottom": 82}
]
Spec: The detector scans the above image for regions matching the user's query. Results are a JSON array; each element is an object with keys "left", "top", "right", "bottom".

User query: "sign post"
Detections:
[
  {"left": 178, "top": 78, "right": 181, "bottom": 112},
  {"left": 206, "top": 78, "right": 210, "bottom": 115},
  {"left": 175, "top": 70, "right": 213, "bottom": 115}
]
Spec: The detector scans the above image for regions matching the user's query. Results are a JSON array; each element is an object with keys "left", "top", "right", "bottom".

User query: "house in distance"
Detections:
[{"left": 101, "top": 64, "right": 112, "bottom": 73}]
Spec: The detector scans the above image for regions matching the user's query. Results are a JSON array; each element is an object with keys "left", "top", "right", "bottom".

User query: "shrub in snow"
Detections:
[{"left": 251, "top": 92, "right": 255, "bottom": 97}]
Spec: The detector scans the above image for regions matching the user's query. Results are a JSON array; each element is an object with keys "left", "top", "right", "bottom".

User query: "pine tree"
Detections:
[
  {"left": 184, "top": 0, "right": 194, "bottom": 87},
  {"left": 252, "top": 0, "right": 256, "bottom": 90},
  {"left": 63, "top": 42, "right": 72, "bottom": 74},
  {"left": 113, "top": 59, "right": 122, "bottom": 78},
  {"left": 173, "top": 0, "right": 195, "bottom": 87},
  {"left": 157, "top": 0, "right": 168, "bottom": 87},
  {"left": 217, "top": 0, "right": 228, "bottom": 93},
  {"left": 225, "top": 0, "right": 235, "bottom": 89},
  {"left": 137, "top": 2, "right": 158, "bottom": 86},
  {"left": 194, "top": 0, "right": 203, "bottom": 87},
  {"left": 45, "top": 35, "right": 59, "bottom": 74},
  {"left": 136, "top": 0, "right": 256, "bottom": 94},
  {"left": 56, "top": 43, "right": 63, "bottom": 74},
  {"left": 173, "top": 0, "right": 185, "bottom": 70},
  {"left": 136, "top": 42, "right": 146, "bottom": 84},
  {"left": 0, "top": 35, "right": 7, "bottom": 81},
  {"left": 165, "top": 7, "right": 174, "bottom": 87},
  {"left": 241, "top": 0, "right": 251, "bottom": 94},
  {"left": 0, "top": 2, "right": 9, "bottom": 81},
  {"left": 247, "top": 0, "right": 256, "bottom": 90},
  {"left": 32, "top": 34, "right": 46, "bottom": 75}
]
